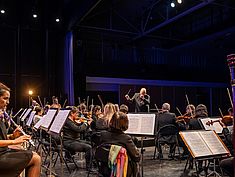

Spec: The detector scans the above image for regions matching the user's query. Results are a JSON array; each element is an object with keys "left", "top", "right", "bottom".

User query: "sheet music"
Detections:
[
  {"left": 125, "top": 114, "right": 155, "bottom": 135},
  {"left": 180, "top": 130, "right": 230, "bottom": 158},
  {"left": 200, "top": 118, "right": 223, "bottom": 134},
  {"left": 40, "top": 109, "right": 57, "bottom": 129},
  {"left": 34, "top": 114, "right": 46, "bottom": 129},
  {"left": 26, "top": 111, "right": 36, "bottom": 126},
  {"left": 49, "top": 109, "right": 70, "bottom": 134},
  {"left": 199, "top": 131, "right": 228, "bottom": 155},
  {"left": 21, "top": 108, "right": 32, "bottom": 121},
  {"left": 180, "top": 131, "right": 212, "bottom": 157},
  {"left": 19, "top": 109, "right": 27, "bottom": 119}
]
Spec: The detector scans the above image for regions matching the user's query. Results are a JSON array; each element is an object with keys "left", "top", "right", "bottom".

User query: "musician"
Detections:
[
  {"left": 189, "top": 104, "right": 208, "bottom": 130},
  {"left": 96, "top": 103, "right": 115, "bottom": 131},
  {"left": 125, "top": 88, "right": 150, "bottom": 112},
  {"left": 50, "top": 96, "right": 61, "bottom": 109},
  {"left": 33, "top": 106, "right": 43, "bottom": 125},
  {"left": 0, "top": 82, "right": 41, "bottom": 177},
  {"left": 119, "top": 104, "right": 129, "bottom": 114},
  {"left": 94, "top": 112, "right": 140, "bottom": 176},
  {"left": 90, "top": 105, "right": 102, "bottom": 130},
  {"left": 63, "top": 106, "right": 92, "bottom": 170},
  {"left": 155, "top": 103, "right": 178, "bottom": 159}
]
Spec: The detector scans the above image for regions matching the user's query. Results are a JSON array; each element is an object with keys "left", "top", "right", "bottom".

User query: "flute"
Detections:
[{"left": 4, "top": 112, "right": 35, "bottom": 147}]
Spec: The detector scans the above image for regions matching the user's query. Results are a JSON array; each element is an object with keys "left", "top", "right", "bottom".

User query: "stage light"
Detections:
[
  {"left": 177, "top": 0, "right": 182, "bottom": 4},
  {"left": 28, "top": 90, "right": 33, "bottom": 95},
  {"left": 55, "top": 18, "right": 60, "bottom": 22},
  {"left": 33, "top": 14, "right": 37, "bottom": 18},
  {"left": 0, "top": 9, "right": 5, "bottom": 14},
  {"left": 171, "top": 2, "right": 175, "bottom": 7}
]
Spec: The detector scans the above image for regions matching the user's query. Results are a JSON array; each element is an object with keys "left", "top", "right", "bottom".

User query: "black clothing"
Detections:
[
  {"left": 96, "top": 117, "right": 109, "bottom": 131},
  {"left": 129, "top": 93, "right": 150, "bottom": 112},
  {"left": 94, "top": 128, "right": 140, "bottom": 177},
  {"left": 63, "top": 118, "right": 92, "bottom": 166},
  {"left": 0, "top": 119, "right": 32, "bottom": 177},
  {"left": 220, "top": 157, "right": 234, "bottom": 177},
  {"left": 155, "top": 111, "right": 178, "bottom": 156}
]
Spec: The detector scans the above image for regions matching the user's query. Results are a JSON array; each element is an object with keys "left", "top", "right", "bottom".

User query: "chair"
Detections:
[
  {"left": 94, "top": 143, "right": 137, "bottom": 177},
  {"left": 153, "top": 124, "right": 181, "bottom": 161}
]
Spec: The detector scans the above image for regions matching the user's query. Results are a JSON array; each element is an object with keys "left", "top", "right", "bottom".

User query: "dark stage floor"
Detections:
[{"left": 39, "top": 146, "right": 229, "bottom": 177}]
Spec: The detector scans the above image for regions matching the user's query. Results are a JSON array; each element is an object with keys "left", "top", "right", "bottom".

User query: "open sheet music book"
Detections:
[
  {"left": 199, "top": 117, "right": 223, "bottom": 134},
  {"left": 49, "top": 109, "right": 70, "bottom": 134},
  {"left": 180, "top": 131, "right": 230, "bottom": 158},
  {"left": 125, "top": 113, "right": 156, "bottom": 135}
]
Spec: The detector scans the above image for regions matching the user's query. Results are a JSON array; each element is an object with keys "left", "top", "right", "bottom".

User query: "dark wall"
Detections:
[{"left": 0, "top": 25, "right": 65, "bottom": 109}]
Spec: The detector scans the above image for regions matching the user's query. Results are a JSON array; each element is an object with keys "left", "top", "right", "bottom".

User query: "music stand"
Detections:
[{"left": 125, "top": 113, "right": 156, "bottom": 177}]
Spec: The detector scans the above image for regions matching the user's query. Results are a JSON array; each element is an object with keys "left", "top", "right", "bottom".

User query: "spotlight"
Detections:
[
  {"left": 33, "top": 14, "right": 37, "bottom": 18},
  {"left": 170, "top": 2, "right": 175, "bottom": 7},
  {"left": 177, "top": 0, "right": 182, "bottom": 4},
  {"left": 55, "top": 18, "right": 60, "bottom": 22},
  {"left": 28, "top": 90, "right": 33, "bottom": 95},
  {"left": 0, "top": 9, "right": 5, "bottom": 14}
]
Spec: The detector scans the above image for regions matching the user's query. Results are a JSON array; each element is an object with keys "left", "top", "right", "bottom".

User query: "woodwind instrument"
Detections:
[
  {"left": 4, "top": 111, "right": 35, "bottom": 146},
  {"left": 226, "top": 53, "right": 235, "bottom": 149}
]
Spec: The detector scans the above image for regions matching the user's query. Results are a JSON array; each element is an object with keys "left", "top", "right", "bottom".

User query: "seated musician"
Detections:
[
  {"left": 90, "top": 105, "right": 102, "bottom": 130},
  {"left": 95, "top": 111, "right": 141, "bottom": 177},
  {"left": 119, "top": 104, "right": 129, "bottom": 114},
  {"left": 189, "top": 104, "right": 208, "bottom": 130},
  {"left": 0, "top": 82, "right": 41, "bottom": 177},
  {"left": 33, "top": 106, "right": 43, "bottom": 125},
  {"left": 177, "top": 104, "right": 195, "bottom": 131},
  {"left": 212, "top": 118, "right": 234, "bottom": 176},
  {"left": 63, "top": 106, "right": 92, "bottom": 170},
  {"left": 155, "top": 103, "right": 178, "bottom": 159},
  {"left": 96, "top": 103, "right": 115, "bottom": 131},
  {"left": 50, "top": 96, "right": 61, "bottom": 109}
]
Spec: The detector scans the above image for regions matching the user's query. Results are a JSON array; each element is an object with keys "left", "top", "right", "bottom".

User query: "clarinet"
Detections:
[
  {"left": 226, "top": 54, "right": 235, "bottom": 149},
  {"left": 4, "top": 111, "right": 35, "bottom": 147}
]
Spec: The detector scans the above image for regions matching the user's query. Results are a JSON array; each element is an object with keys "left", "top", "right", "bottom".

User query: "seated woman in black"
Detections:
[
  {"left": 0, "top": 82, "right": 41, "bottom": 177},
  {"left": 97, "top": 111, "right": 141, "bottom": 177}
]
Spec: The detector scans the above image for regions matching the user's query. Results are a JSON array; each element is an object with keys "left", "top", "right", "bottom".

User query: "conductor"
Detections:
[{"left": 125, "top": 88, "right": 150, "bottom": 112}]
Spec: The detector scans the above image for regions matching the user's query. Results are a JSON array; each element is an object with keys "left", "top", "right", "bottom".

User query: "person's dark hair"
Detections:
[
  {"left": 93, "top": 105, "right": 101, "bottom": 114},
  {"left": 195, "top": 104, "right": 208, "bottom": 118},
  {"left": 109, "top": 112, "right": 129, "bottom": 131},
  {"left": 34, "top": 106, "right": 42, "bottom": 115},
  {"left": 119, "top": 104, "right": 128, "bottom": 114},
  {"left": 0, "top": 82, "right": 10, "bottom": 96}
]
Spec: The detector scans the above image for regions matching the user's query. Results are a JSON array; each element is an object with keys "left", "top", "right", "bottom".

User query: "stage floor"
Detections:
[{"left": 40, "top": 146, "right": 229, "bottom": 177}]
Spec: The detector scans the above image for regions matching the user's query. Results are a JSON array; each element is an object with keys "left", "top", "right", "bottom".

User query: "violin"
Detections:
[
  {"left": 221, "top": 115, "right": 233, "bottom": 126},
  {"left": 176, "top": 113, "right": 193, "bottom": 124}
]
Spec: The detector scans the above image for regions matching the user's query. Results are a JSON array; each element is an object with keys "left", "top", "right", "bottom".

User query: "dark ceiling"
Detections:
[{"left": 1, "top": 0, "right": 235, "bottom": 49}]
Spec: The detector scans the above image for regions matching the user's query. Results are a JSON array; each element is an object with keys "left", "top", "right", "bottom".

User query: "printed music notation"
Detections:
[
  {"left": 125, "top": 113, "right": 156, "bottom": 135},
  {"left": 180, "top": 131, "right": 230, "bottom": 158}
]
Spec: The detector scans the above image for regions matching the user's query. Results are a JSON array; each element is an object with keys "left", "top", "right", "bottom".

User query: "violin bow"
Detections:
[
  {"left": 185, "top": 94, "right": 193, "bottom": 117},
  {"left": 37, "top": 96, "right": 44, "bottom": 108},
  {"left": 62, "top": 99, "right": 67, "bottom": 108},
  {"left": 98, "top": 95, "right": 104, "bottom": 110},
  {"left": 218, "top": 108, "right": 224, "bottom": 118},
  {"left": 227, "top": 88, "right": 233, "bottom": 108},
  {"left": 176, "top": 107, "right": 183, "bottom": 116}
]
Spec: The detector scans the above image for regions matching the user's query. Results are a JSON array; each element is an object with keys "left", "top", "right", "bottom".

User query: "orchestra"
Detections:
[{"left": 0, "top": 81, "right": 234, "bottom": 177}]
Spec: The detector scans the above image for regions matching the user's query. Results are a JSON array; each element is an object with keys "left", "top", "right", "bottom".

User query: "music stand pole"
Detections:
[{"left": 140, "top": 137, "right": 145, "bottom": 177}]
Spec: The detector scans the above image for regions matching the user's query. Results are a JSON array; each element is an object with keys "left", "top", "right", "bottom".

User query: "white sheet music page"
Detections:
[
  {"left": 49, "top": 109, "right": 70, "bottom": 134},
  {"left": 34, "top": 114, "right": 46, "bottom": 129},
  {"left": 180, "top": 131, "right": 212, "bottom": 158},
  {"left": 40, "top": 109, "right": 57, "bottom": 129},
  {"left": 199, "top": 131, "right": 229, "bottom": 155},
  {"left": 200, "top": 118, "right": 223, "bottom": 134},
  {"left": 26, "top": 111, "right": 36, "bottom": 126},
  {"left": 21, "top": 108, "right": 32, "bottom": 121},
  {"left": 125, "top": 114, "right": 156, "bottom": 135}
]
